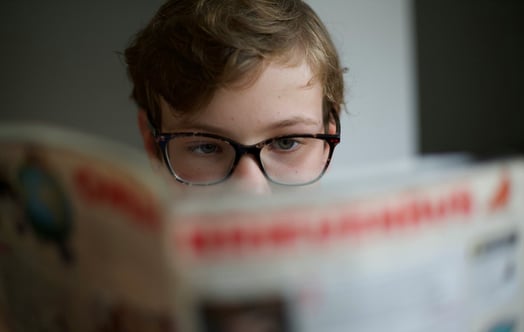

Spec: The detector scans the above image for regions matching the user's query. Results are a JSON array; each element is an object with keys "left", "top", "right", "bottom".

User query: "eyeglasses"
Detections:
[{"left": 151, "top": 111, "right": 340, "bottom": 186}]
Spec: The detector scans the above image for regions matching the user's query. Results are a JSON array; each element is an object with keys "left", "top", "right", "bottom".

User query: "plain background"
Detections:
[
  {"left": 0, "top": 0, "right": 417, "bottom": 177},
  {"left": 415, "top": 0, "right": 524, "bottom": 158},
  {"left": 1, "top": 0, "right": 522, "bottom": 177}
]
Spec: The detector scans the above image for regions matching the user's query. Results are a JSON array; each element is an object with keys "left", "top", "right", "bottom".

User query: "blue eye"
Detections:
[
  {"left": 190, "top": 143, "right": 220, "bottom": 154},
  {"left": 271, "top": 138, "right": 300, "bottom": 151}
]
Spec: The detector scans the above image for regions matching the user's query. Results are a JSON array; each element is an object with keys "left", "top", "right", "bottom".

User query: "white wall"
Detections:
[{"left": 307, "top": 0, "right": 418, "bottom": 177}]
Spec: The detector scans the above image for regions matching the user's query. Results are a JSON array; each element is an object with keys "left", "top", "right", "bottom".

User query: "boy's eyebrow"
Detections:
[
  {"left": 166, "top": 116, "right": 321, "bottom": 134},
  {"left": 265, "top": 116, "right": 321, "bottom": 130}
]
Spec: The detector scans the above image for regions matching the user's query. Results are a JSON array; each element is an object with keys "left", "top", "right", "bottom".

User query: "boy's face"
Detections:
[{"left": 140, "top": 60, "right": 329, "bottom": 194}]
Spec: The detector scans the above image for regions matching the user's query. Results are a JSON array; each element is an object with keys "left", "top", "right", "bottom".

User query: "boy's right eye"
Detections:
[{"left": 187, "top": 142, "right": 221, "bottom": 155}]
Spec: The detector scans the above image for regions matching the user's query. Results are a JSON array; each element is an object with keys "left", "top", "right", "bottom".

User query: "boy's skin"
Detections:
[
  {"left": 127, "top": 0, "right": 345, "bottom": 195},
  {"left": 138, "top": 60, "right": 332, "bottom": 194}
]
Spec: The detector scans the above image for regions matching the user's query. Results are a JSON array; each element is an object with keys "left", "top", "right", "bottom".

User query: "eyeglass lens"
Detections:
[{"left": 165, "top": 136, "right": 331, "bottom": 185}]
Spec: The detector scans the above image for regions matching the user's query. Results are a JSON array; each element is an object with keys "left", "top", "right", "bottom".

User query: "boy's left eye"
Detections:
[{"left": 271, "top": 138, "right": 300, "bottom": 151}]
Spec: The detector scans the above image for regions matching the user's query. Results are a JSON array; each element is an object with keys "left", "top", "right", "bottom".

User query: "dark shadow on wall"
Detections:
[{"left": 414, "top": 0, "right": 524, "bottom": 158}]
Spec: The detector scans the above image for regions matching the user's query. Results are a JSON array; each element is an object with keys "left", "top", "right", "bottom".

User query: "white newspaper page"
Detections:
[{"left": 167, "top": 159, "right": 524, "bottom": 332}]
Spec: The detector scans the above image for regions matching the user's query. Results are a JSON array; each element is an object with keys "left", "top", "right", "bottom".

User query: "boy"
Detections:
[{"left": 125, "top": 0, "right": 345, "bottom": 194}]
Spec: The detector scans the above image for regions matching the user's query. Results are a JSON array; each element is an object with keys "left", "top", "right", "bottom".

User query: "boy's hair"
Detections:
[{"left": 124, "top": 0, "right": 345, "bottom": 128}]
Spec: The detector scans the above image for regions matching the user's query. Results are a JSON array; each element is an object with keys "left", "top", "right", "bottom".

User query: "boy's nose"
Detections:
[{"left": 229, "top": 155, "right": 271, "bottom": 195}]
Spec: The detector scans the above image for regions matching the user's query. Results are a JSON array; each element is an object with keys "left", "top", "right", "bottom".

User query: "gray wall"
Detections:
[
  {"left": 0, "top": 0, "right": 163, "bottom": 147},
  {"left": 0, "top": 1, "right": 417, "bottom": 175}
]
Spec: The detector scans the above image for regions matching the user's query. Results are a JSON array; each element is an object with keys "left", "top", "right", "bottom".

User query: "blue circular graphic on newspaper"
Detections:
[
  {"left": 488, "top": 320, "right": 516, "bottom": 332},
  {"left": 18, "top": 154, "right": 73, "bottom": 262}
]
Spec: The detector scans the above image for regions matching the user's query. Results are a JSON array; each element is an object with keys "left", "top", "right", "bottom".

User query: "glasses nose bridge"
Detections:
[
  {"left": 232, "top": 142, "right": 267, "bottom": 174},
  {"left": 235, "top": 143, "right": 263, "bottom": 161}
]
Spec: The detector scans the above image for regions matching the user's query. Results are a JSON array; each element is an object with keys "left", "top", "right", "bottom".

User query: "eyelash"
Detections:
[{"left": 268, "top": 138, "right": 303, "bottom": 151}]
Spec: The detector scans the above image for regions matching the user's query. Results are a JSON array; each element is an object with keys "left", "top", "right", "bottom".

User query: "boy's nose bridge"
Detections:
[
  {"left": 234, "top": 146, "right": 267, "bottom": 178},
  {"left": 231, "top": 149, "right": 271, "bottom": 194},
  {"left": 238, "top": 145, "right": 263, "bottom": 159}
]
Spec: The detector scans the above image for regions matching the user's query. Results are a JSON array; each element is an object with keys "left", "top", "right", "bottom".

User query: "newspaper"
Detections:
[{"left": 0, "top": 124, "right": 523, "bottom": 332}]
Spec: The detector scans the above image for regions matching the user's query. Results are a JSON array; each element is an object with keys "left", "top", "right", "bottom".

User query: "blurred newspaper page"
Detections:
[
  {"left": 0, "top": 124, "right": 175, "bottom": 332},
  {"left": 167, "top": 158, "right": 524, "bottom": 332},
  {"left": 1, "top": 124, "right": 523, "bottom": 332}
]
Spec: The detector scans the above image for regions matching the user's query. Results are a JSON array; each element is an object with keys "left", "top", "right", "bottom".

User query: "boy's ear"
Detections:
[
  {"left": 328, "top": 121, "right": 336, "bottom": 135},
  {"left": 328, "top": 113, "right": 338, "bottom": 135},
  {"left": 137, "top": 110, "right": 160, "bottom": 161}
]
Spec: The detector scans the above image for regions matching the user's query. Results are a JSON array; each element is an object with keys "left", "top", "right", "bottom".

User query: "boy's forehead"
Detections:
[{"left": 159, "top": 60, "right": 323, "bottom": 131}]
